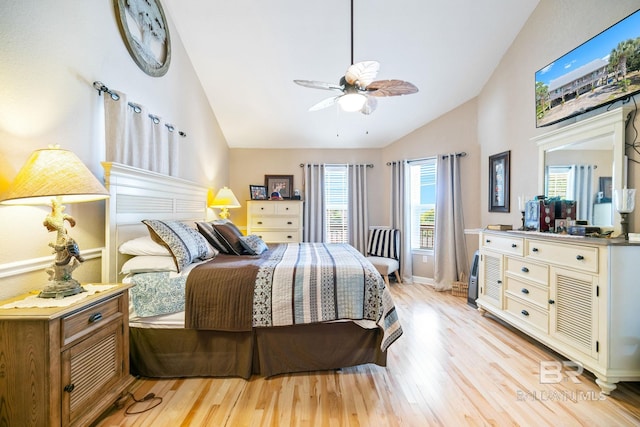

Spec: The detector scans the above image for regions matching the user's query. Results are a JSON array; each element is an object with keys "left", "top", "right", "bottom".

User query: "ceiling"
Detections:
[{"left": 164, "top": 0, "right": 540, "bottom": 149}]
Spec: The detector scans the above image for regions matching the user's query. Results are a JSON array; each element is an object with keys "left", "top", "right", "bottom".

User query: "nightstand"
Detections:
[{"left": 0, "top": 283, "right": 135, "bottom": 426}]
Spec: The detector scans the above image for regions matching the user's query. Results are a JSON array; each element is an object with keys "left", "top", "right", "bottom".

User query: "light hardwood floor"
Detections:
[{"left": 94, "top": 283, "right": 640, "bottom": 426}]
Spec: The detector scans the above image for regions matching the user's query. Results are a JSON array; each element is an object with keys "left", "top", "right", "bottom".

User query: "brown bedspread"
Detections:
[{"left": 184, "top": 249, "right": 273, "bottom": 331}]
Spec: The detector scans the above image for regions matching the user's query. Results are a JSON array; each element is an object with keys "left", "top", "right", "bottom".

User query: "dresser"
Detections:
[
  {"left": 247, "top": 200, "right": 303, "bottom": 243},
  {"left": 477, "top": 230, "right": 640, "bottom": 395},
  {"left": 0, "top": 284, "right": 134, "bottom": 426}
]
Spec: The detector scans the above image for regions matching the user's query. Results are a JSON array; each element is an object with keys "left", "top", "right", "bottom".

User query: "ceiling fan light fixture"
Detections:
[{"left": 338, "top": 93, "right": 367, "bottom": 112}]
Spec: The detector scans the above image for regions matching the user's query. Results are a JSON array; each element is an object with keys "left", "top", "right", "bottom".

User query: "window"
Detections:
[
  {"left": 546, "top": 166, "right": 572, "bottom": 199},
  {"left": 325, "top": 165, "right": 348, "bottom": 243},
  {"left": 409, "top": 159, "right": 437, "bottom": 250}
]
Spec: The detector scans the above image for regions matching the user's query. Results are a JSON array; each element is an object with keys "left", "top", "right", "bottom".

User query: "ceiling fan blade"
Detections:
[
  {"left": 308, "top": 95, "right": 341, "bottom": 111},
  {"left": 344, "top": 61, "right": 380, "bottom": 88},
  {"left": 366, "top": 79, "right": 419, "bottom": 97},
  {"left": 294, "top": 80, "right": 343, "bottom": 91},
  {"left": 360, "top": 96, "right": 377, "bottom": 115}
]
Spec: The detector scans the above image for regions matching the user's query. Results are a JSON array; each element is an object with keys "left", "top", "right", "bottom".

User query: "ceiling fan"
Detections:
[{"left": 293, "top": 0, "right": 418, "bottom": 115}]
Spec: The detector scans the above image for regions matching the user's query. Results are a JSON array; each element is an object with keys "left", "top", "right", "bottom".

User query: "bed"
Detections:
[{"left": 102, "top": 162, "right": 402, "bottom": 378}]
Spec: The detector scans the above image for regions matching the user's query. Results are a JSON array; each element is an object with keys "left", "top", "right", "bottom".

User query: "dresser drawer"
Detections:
[
  {"left": 505, "top": 256, "right": 548, "bottom": 286},
  {"left": 253, "top": 230, "right": 300, "bottom": 243},
  {"left": 250, "top": 216, "right": 300, "bottom": 229},
  {"left": 505, "top": 275, "right": 548, "bottom": 308},
  {"left": 275, "top": 202, "right": 301, "bottom": 215},
  {"left": 481, "top": 233, "right": 524, "bottom": 256},
  {"left": 62, "top": 295, "right": 124, "bottom": 346},
  {"left": 526, "top": 240, "right": 598, "bottom": 273},
  {"left": 249, "top": 203, "right": 276, "bottom": 215},
  {"left": 505, "top": 295, "right": 548, "bottom": 333}
]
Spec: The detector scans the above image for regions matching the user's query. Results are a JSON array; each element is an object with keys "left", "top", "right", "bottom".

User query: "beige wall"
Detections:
[{"left": 0, "top": 0, "right": 228, "bottom": 299}]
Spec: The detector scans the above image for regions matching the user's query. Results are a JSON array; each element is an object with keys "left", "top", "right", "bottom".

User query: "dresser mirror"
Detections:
[{"left": 533, "top": 107, "right": 630, "bottom": 235}]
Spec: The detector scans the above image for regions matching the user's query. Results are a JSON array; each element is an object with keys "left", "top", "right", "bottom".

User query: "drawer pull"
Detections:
[
  {"left": 548, "top": 299, "right": 555, "bottom": 304},
  {"left": 521, "top": 288, "right": 529, "bottom": 294},
  {"left": 287, "top": 235, "right": 293, "bottom": 239},
  {"left": 287, "top": 221, "right": 292, "bottom": 225},
  {"left": 285, "top": 207, "right": 290, "bottom": 210},
  {"left": 257, "top": 221, "right": 263, "bottom": 225},
  {"left": 496, "top": 280, "right": 502, "bottom": 284},
  {"left": 511, "top": 243, "right": 517, "bottom": 248},
  {"left": 576, "top": 255, "right": 584, "bottom": 261},
  {"left": 485, "top": 239, "right": 491, "bottom": 243},
  {"left": 88, "top": 313, "right": 103, "bottom": 323},
  {"left": 64, "top": 384, "right": 75, "bottom": 393},
  {"left": 521, "top": 267, "right": 529, "bottom": 273},
  {"left": 532, "top": 247, "right": 539, "bottom": 252},
  {"left": 521, "top": 309, "right": 529, "bottom": 316}
]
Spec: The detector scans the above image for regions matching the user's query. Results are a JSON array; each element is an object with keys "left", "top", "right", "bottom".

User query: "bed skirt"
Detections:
[{"left": 129, "top": 322, "right": 387, "bottom": 379}]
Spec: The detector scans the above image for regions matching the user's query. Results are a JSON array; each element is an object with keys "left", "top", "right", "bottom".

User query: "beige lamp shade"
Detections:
[
  {"left": 210, "top": 187, "right": 241, "bottom": 209},
  {"left": 0, "top": 147, "right": 109, "bottom": 205}
]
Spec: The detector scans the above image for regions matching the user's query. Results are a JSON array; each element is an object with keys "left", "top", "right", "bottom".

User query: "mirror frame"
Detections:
[{"left": 532, "top": 107, "right": 631, "bottom": 235}]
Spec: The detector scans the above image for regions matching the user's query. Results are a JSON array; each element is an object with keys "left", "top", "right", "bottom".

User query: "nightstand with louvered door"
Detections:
[
  {"left": 247, "top": 200, "right": 303, "bottom": 243},
  {"left": 0, "top": 283, "right": 134, "bottom": 427}
]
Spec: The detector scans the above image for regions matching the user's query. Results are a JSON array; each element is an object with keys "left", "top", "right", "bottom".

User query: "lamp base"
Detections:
[{"left": 39, "top": 279, "right": 86, "bottom": 299}]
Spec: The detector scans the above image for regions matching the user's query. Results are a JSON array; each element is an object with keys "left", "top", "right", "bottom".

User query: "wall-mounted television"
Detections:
[{"left": 535, "top": 8, "right": 640, "bottom": 128}]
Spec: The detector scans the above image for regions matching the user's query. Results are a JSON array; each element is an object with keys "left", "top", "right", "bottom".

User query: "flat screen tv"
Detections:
[{"left": 535, "top": 8, "right": 640, "bottom": 128}]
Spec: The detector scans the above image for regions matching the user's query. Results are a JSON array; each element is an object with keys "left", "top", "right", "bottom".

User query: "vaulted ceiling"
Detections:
[{"left": 164, "top": 0, "right": 540, "bottom": 149}]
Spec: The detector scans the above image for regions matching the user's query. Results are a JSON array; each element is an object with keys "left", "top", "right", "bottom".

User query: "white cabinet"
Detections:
[
  {"left": 477, "top": 230, "right": 640, "bottom": 395},
  {"left": 247, "top": 200, "right": 303, "bottom": 243}
]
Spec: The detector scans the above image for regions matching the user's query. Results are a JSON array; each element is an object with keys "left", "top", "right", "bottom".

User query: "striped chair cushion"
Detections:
[{"left": 367, "top": 228, "right": 399, "bottom": 260}]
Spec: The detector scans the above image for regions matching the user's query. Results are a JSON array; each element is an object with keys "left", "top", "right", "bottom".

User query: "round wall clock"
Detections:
[{"left": 114, "top": 0, "right": 171, "bottom": 77}]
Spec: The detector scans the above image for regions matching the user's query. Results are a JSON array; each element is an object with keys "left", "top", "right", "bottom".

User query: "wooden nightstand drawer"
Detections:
[{"left": 62, "top": 294, "right": 124, "bottom": 347}]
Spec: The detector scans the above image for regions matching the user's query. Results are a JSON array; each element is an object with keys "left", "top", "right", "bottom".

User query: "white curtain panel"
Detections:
[
  {"left": 572, "top": 164, "right": 594, "bottom": 223},
  {"left": 104, "top": 90, "right": 127, "bottom": 164},
  {"left": 389, "top": 160, "right": 412, "bottom": 283},
  {"left": 168, "top": 128, "right": 179, "bottom": 176},
  {"left": 303, "top": 164, "right": 325, "bottom": 242},
  {"left": 434, "top": 154, "right": 469, "bottom": 291},
  {"left": 348, "top": 164, "right": 369, "bottom": 254}
]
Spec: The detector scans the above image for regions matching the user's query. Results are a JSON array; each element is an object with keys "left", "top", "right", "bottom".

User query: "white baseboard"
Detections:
[
  {"left": 0, "top": 247, "right": 103, "bottom": 279},
  {"left": 412, "top": 276, "right": 434, "bottom": 286}
]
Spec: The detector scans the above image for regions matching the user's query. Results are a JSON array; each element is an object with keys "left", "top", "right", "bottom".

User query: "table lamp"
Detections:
[
  {"left": 210, "top": 186, "right": 240, "bottom": 219},
  {"left": 614, "top": 187, "right": 636, "bottom": 240},
  {"left": 0, "top": 146, "right": 109, "bottom": 298}
]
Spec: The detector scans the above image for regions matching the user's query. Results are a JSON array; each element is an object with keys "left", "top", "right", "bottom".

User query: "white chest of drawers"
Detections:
[
  {"left": 477, "top": 230, "right": 640, "bottom": 395},
  {"left": 247, "top": 200, "right": 303, "bottom": 243}
]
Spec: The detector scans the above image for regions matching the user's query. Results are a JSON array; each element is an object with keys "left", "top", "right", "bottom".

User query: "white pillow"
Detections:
[
  {"left": 120, "top": 255, "right": 177, "bottom": 274},
  {"left": 119, "top": 235, "right": 171, "bottom": 256}
]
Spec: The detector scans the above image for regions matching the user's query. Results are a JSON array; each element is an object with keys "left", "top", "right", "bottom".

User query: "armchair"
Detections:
[{"left": 366, "top": 227, "right": 402, "bottom": 286}]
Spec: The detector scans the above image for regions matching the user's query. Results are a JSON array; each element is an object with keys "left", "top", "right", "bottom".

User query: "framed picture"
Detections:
[
  {"left": 249, "top": 185, "right": 267, "bottom": 200},
  {"left": 488, "top": 151, "right": 510, "bottom": 212},
  {"left": 599, "top": 176, "right": 612, "bottom": 202},
  {"left": 265, "top": 175, "right": 293, "bottom": 199}
]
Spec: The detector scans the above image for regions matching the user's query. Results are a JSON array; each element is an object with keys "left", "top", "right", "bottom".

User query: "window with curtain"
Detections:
[
  {"left": 409, "top": 159, "right": 437, "bottom": 250},
  {"left": 546, "top": 166, "right": 572, "bottom": 199},
  {"left": 325, "top": 165, "right": 349, "bottom": 243}
]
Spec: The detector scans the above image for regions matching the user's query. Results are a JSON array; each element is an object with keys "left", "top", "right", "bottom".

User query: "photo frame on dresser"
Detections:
[
  {"left": 488, "top": 151, "right": 510, "bottom": 212},
  {"left": 249, "top": 185, "right": 267, "bottom": 200},
  {"left": 264, "top": 175, "right": 293, "bottom": 199}
]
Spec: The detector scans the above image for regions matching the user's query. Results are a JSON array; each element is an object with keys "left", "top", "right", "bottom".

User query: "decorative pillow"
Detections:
[
  {"left": 196, "top": 221, "right": 229, "bottom": 254},
  {"left": 211, "top": 222, "right": 245, "bottom": 255},
  {"left": 121, "top": 255, "right": 177, "bottom": 274},
  {"left": 367, "top": 228, "right": 399, "bottom": 260},
  {"left": 142, "top": 220, "right": 216, "bottom": 271},
  {"left": 239, "top": 235, "right": 269, "bottom": 255},
  {"left": 119, "top": 235, "right": 171, "bottom": 256}
]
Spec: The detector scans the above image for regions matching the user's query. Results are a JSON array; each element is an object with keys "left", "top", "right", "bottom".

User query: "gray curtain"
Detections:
[
  {"left": 303, "top": 164, "right": 325, "bottom": 242},
  {"left": 348, "top": 164, "right": 369, "bottom": 253},
  {"left": 572, "top": 164, "right": 595, "bottom": 223},
  {"left": 389, "top": 160, "right": 412, "bottom": 283},
  {"left": 434, "top": 154, "right": 468, "bottom": 291}
]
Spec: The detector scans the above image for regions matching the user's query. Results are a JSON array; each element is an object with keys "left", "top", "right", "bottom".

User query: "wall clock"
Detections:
[{"left": 114, "top": 0, "right": 171, "bottom": 77}]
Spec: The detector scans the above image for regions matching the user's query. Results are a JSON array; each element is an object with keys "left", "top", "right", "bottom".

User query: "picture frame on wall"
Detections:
[
  {"left": 249, "top": 185, "right": 267, "bottom": 200},
  {"left": 489, "top": 151, "right": 510, "bottom": 212},
  {"left": 265, "top": 175, "right": 293, "bottom": 199}
]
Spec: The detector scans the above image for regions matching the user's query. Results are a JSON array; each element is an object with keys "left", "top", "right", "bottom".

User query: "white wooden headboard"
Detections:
[{"left": 102, "top": 162, "right": 209, "bottom": 283}]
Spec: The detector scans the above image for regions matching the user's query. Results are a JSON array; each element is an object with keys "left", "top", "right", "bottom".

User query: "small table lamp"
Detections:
[
  {"left": 211, "top": 186, "right": 240, "bottom": 219},
  {"left": 614, "top": 187, "right": 636, "bottom": 240},
  {"left": 0, "top": 146, "right": 109, "bottom": 298}
]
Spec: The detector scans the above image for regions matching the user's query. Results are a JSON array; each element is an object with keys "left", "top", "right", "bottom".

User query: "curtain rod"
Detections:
[
  {"left": 300, "top": 163, "right": 374, "bottom": 168},
  {"left": 92, "top": 81, "right": 187, "bottom": 137},
  {"left": 386, "top": 151, "right": 467, "bottom": 165}
]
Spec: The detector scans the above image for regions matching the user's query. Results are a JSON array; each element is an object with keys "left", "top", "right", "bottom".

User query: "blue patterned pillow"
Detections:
[
  {"left": 143, "top": 220, "right": 215, "bottom": 272},
  {"left": 239, "top": 235, "right": 269, "bottom": 255}
]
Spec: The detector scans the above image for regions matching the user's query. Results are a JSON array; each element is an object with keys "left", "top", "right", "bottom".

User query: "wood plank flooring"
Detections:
[{"left": 93, "top": 283, "right": 640, "bottom": 426}]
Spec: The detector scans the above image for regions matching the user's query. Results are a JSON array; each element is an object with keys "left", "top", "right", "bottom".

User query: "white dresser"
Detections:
[
  {"left": 477, "top": 230, "right": 640, "bottom": 395},
  {"left": 247, "top": 200, "right": 303, "bottom": 243}
]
